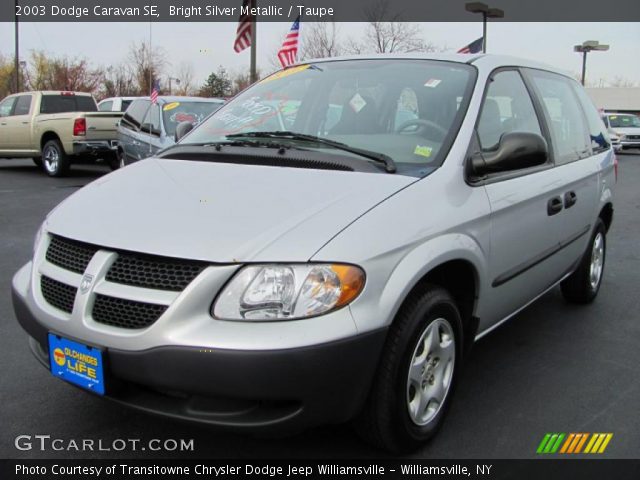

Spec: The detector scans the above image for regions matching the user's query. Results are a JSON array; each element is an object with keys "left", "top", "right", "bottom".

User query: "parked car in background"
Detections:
[
  {"left": 116, "top": 96, "right": 225, "bottom": 168},
  {"left": 0, "top": 91, "right": 123, "bottom": 176},
  {"left": 601, "top": 112, "right": 640, "bottom": 152},
  {"left": 13, "top": 55, "right": 616, "bottom": 452},
  {"left": 98, "top": 96, "right": 140, "bottom": 113}
]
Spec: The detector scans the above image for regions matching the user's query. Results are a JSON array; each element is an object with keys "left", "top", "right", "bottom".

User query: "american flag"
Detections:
[
  {"left": 150, "top": 79, "right": 160, "bottom": 104},
  {"left": 234, "top": 0, "right": 253, "bottom": 53},
  {"left": 277, "top": 16, "right": 300, "bottom": 68},
  {"left": 457, "top": 37, "right": 484, "bottom": 54}
]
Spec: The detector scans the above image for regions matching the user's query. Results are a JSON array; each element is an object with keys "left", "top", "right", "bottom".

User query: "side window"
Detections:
[
  {"left": 477, "top": 70, "right": 542, "bottom": 150},
  {"left": 571, "top": 83, "right": 610, "bottom": 153},
  {"left": 14, "top": 95, "right": 32, "bottom": 116},
  {"left": 121, "top": 100, "right": 150, "bottom": 131},
  {"left": 98, "top": 101, "right": 113, "bottom": 112},
  {"left": 0, "top": 97, "right": 16, "bottom": 117},
  {"left": 527, "top": 70, "right": 590, "bottom": 164},
  {"left": 141, "top": 104, "right": 161, "bottom": 135}
]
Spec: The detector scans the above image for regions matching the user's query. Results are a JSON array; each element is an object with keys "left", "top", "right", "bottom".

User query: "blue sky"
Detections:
[{"left": 1, "top": 22, "right": 638, "bottom": 87}]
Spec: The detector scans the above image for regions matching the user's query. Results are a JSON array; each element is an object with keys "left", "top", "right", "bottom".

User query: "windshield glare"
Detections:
[
  {"left": 163, "top": 101, "right": 224, "bottom": 136},
  {"left": 183, "top": 60, "right": 475, "bottom": 175}
]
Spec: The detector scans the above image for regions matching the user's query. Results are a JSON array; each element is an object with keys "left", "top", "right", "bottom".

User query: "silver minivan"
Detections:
[
  {"left": 116, "top": 96, "right": 224, "bottom": 168},
  {"left": 12, "top": 55, "right": 616, "bottom": 452}
]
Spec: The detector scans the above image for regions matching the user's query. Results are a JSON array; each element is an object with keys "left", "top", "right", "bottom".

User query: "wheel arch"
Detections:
[
  {"left": 599, "top": 202, "right": 613, "bottom": 233},
  {"left": 40, "top": 131, "right": 64, "bottom": 153},
  {"left": 378, "top": 234, "right": 487, "bottom": 359}
]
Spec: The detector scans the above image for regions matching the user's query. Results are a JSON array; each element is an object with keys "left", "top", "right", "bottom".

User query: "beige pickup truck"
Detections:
[{"left": 0, "top": 91, "right": 123, "bottom": 176}]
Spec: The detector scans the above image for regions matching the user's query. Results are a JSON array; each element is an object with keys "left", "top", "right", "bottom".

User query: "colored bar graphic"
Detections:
[{"left": 538, "top": 433, "right": 613, "bottom": 454}]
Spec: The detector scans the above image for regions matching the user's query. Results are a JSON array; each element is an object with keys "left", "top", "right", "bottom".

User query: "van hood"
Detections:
[
  {"left": 45, "top": 158, "right": 415, "bottom": 262},
  {"left": 612, "top": 127, "right": 640, "bottom": 135}
]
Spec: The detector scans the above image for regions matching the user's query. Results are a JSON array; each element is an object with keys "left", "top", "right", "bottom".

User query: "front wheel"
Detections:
[
  {"left": 108, "top": 150, "right": 126, "bottom": 171},
  {"left": 355, "top": 285, "right": 462, "bottom": 452},
  {"left": 561, "top": 219, "right": 606, "bottom": 304},
  {"left": 42, "top": 139, "right": 70, "bottom": 177}
]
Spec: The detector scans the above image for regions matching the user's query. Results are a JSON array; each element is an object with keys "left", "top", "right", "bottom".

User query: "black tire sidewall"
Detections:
[
  {"left": 585, "top": 220, "right": 606, "bottom": 297},
  {"left": 400, "top": 298, "right": 463, "bottom": 443}
]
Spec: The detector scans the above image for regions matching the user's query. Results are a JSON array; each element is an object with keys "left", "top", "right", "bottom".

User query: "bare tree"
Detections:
[
  {"left": 347, "top": 0, "right": 439, "bottom": 54},
  {"left": 174, "top": 62, "right": 196, "bottom": 95},
  {"left": 100, "top": 64, "right": 138, "bottom": 99},
  {"left": 23, "top": 51, "right": 103, "bottom": 93},
  {"left": 128, "top": 41, "right": 167, "bottom": 95},
  {"left": 609, "top": 76, "right": 638, "bottom": 88},
  {"left": 300, "top": 22, "right": 343, "bottom": 60}
]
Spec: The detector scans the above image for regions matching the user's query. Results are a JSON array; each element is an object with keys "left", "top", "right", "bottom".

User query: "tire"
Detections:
[
  {"left": 41, "top": 139, "right": 70, "bottom": 177},
  {"left": 561, "top": 219, "right": 606, "bottom": 304},
  {"left": 108, "top": 151, "right": 125, "bottom": 171},
  {"left": 355, "top": 285, "right": 463, "bottom": 452},
  {"left": 32, "top": 157, "right": 42, "bottom": 167}
]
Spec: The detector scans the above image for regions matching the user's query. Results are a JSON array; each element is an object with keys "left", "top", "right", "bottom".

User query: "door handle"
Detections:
[
  {"left": 564, "top": 191, "right": 577, "bottom": 209},
  {"left": 547, "top": 196, "right": 564, "bottom": 216},
  {"left": 21, "top": 121, "right": 29, "bottom": 124}
]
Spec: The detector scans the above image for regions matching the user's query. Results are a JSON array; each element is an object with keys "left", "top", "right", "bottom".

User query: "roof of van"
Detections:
[{"left": 296, "top": 53, "right": 571, "bottom": 79}]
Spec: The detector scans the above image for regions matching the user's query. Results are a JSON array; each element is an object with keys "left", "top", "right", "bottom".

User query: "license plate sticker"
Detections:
[{"left": 48, "top": 334, "right": 105, "bottom": 395}]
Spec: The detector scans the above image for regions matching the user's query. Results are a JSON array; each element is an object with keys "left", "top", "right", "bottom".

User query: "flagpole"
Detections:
[
  {"left": 149, "top": 20, "right": 153, "bottom": 156},
  {"left": 250, "top": 0, "right": 257, "bottom": 83}
]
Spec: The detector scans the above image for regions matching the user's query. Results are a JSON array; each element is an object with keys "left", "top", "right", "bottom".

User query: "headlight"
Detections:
[
  {"left": 618, "top": 134, "right": 626, "bottom": 141},
  {"left": 213, "top": 264, "right": 365, "bottom": 321}
]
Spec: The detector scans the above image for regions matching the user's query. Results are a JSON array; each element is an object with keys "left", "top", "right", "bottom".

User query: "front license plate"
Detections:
[{"left": 48, "top": 333, "right": 105, "bottom": 395}]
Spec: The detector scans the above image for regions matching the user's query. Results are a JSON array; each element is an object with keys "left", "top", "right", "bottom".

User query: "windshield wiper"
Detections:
[{"left": 226, "top": 131, "right": 397, "bottom": 173}]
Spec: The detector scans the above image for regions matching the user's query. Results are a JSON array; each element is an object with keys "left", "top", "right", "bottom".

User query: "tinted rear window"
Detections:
[{"left": 40, "top": 95, "right": 97, "bottom": 114}]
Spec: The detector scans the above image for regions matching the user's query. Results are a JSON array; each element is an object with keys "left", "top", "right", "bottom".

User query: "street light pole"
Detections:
[
  {"left": 465, "top": 3, "right": 504, "bottom": 53},
  {"left": 14, "top": 0, "right": 20, "bottom": 92},
  {"left": 574, "top": 41, "right": 610, "bottom": 86}
]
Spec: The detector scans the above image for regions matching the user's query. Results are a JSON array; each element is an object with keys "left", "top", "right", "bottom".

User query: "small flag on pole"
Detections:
[
  {"left": 458, "top": 37, "right": 484, "bottom": 54},
  {"left": 234, "top": 0, "right": 253, "bottom": 53},
  {"left": 150, "top": 79, "right": 160, "bottom": 104},
  {"left": 277, "top": 16, "right": 301, "bottom": 68}
]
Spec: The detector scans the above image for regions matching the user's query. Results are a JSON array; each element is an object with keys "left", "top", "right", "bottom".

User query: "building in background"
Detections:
[{"left": 586, "top": 88, "right": 640, "bottom": 116}]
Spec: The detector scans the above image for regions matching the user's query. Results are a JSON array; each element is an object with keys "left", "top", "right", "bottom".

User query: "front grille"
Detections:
[
  {"left": 92, "top": 294, "right": 168, "bottom": 329},
  {"left": 106, "top": 253, "right": 207, "bottom": 291},
  {"left": 626, "top": 135, "right": 640, "bottom": 140},
  {"left": 46, "top": 235, "right": 98, "bottom": 274},
  {"left": 41, "top": 276, "right": 77, "bottom": 313}
]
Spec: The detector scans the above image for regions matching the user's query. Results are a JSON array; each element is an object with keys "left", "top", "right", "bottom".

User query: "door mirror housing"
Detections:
[
  {"left": 472, "top": 132, "right": 549, "bottom": 176},
  {"left": 175, "top": 121, "right": 194, "bottom": 143}
]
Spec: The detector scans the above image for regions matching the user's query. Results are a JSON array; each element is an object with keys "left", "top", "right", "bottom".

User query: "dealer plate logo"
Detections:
[{"left": 80, "top": 274, "right": 94, "bottom": 294}]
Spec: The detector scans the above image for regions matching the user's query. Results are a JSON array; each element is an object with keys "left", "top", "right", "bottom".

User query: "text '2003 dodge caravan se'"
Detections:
[{"left": 12, "top": 54, "right": 615, "bottom": 452}]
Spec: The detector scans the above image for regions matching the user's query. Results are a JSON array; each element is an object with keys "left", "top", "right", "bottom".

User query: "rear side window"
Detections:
[
  {"left": 527, "top": 70, "right": 590, "bottom": 164},
  {"left": 98, "top": 100, "right": 113, "bottom": 111},
  {"left": 14, "top": 95, "right": 32, "bottom": 115},
  {"left": 40, "top": 95, "right": 98, "bottom": 114},
  {"left": 121, "top": 100, "right": 150, "bottom": 131},
  {"left": 477, "top": 70, "right": 542, "bottom": 151},
  {"left": 570, "top": 83, "right": 610, "bottom": 153}
]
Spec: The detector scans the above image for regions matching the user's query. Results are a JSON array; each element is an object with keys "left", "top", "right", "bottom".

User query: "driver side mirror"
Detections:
[
  {"left": 175, "top": 121, "right": 194, "bottom": 143},
  {"left": 472, "top": 132, "right": 548, "bottom": 176}
]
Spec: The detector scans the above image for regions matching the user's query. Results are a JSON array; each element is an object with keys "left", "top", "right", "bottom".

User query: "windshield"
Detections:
[
  {"left": 183, "top": 59, "right": 476, "bottom": 176},
  {"left": 162, "top": 100, "right": 224, "bottom": 136},
  {"left": 608, "top": 114, "right": 640, "bottom": 128}
]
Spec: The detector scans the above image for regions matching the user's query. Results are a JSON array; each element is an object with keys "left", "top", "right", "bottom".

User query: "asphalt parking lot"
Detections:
[{"left": 1, "top": 155, "right": 639, "bottom": 460}]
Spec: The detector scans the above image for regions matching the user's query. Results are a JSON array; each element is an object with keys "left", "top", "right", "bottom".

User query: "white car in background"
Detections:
[
  {"left": 601, "top": 112, "right": 640, "bottom": 152},
  {"left": 98, "top": 97, "right": 140, "bottom": 113}
]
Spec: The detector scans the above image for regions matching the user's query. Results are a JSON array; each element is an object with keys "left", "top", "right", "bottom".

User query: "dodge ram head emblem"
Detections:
[{"left": 80, "top": 274, "right": 94, "bottom": 294}]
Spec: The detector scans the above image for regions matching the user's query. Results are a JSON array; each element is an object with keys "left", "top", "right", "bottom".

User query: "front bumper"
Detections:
[{"left": 12, "top": 276, "right": 387, "bottom": 433}]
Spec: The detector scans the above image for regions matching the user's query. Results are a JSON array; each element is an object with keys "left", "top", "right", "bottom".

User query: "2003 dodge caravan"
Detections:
[{"left": 12, "top": 54, "right": 616, "bottom": 452}]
